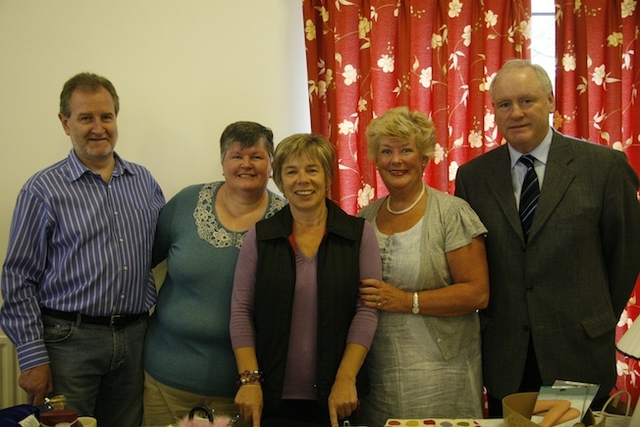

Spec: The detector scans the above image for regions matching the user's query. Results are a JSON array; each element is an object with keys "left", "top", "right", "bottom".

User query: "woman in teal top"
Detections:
[{"left": 143, "top": 122, "right": 285, "bottom": 426}]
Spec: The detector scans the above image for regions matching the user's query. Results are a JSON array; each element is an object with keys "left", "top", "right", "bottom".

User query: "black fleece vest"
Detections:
[{"left": 253, "top": 200, "right": 367, "bottom": 412}]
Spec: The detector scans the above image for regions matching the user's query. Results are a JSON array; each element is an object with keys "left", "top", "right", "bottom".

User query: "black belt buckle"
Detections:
[{"left": 109, "top": 313, "right": 136, "bottom": 327}]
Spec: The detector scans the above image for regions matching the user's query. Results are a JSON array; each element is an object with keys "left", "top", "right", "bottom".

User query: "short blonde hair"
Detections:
[
  {"left": 272, "top": 133, "right": 336, "bottom": 193},
  {"left": 365, "top": 106, "right": 436, "bottom": 161}
]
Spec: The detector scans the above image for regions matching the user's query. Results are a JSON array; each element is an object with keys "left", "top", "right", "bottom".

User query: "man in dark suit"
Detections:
[{"left": 455, "top": 59, "right": 640, "bottom": 417}]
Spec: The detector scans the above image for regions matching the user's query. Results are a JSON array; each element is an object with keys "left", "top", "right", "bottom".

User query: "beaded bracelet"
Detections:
[{"left": 236, "top": 369, "right": 263, "bottom": 387}]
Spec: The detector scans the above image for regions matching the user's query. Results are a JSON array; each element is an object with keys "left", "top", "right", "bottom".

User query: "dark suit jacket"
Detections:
[{"left": 454, "top": 130, "right": 640, "bottom": 400}]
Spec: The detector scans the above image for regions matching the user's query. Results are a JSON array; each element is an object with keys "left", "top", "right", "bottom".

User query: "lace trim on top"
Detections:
[{"left": 194, "top": 182, "right": 284, "bottom": 249}]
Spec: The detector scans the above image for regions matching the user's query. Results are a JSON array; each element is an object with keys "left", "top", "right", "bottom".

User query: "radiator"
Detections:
[{"left": 0, "top": 333, "right": 26, "bottom": 408}]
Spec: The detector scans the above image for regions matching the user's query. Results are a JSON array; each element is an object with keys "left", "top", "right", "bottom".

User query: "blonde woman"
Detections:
[{"left": 358, "top": 107, "right": 489, "bottom": 426}]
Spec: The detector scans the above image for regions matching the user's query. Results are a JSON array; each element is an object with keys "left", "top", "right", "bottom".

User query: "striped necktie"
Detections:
[{"left": 519, "top": 154, "right": 539, "bottom": 242}]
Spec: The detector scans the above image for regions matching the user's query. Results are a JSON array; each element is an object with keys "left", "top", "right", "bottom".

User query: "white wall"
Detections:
[{"left": 0, "top": 1, "right": 311, "bottom": 309}]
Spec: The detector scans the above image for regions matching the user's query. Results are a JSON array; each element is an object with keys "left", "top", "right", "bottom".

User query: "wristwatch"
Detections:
[{"left": 411, "top": 291, "right": 420, "bottom": 314}]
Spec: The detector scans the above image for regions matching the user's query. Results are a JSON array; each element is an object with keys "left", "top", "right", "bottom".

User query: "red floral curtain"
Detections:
[
  {"left": 303, "top": 0, "right": 531, "bottom": 215},
  {"left": 555, "top": 0, "right": 640, "bottom": 407},
  {"left": 303, "top": 0, "right": 639, "bottom": 407}
]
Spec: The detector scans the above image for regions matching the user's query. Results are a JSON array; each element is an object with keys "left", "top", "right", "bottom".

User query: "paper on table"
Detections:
[{"left": 530, "top": 386, "right": 587, "bottom": 427}]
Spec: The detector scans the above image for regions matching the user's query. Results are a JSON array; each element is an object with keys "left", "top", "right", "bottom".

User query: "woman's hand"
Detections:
[
  {"left": 359, "top": 236, "right": 489, "bottom": 317},
  {"left": 359, "top": 278, "right": 410, "bottom": 312},
  {"left": 235, "top": 384, "right": 263, "bottom": 427},
  {"left": 233, "top": 348, "right": 263, "bottom": 426},
  {"left": 328, "top": 376, "right": 358, "bottom": 427},
  {"left": 328, "top": 343, "right": 369, "bottom": 427}
]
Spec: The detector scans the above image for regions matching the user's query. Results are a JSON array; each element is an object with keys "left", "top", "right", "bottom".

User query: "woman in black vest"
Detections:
[{"left": 230, "top": 133, "right": 382, "bottom": 427}]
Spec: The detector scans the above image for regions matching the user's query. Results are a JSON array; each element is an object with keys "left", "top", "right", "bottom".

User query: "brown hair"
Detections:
[
  {"left": 219, "top": 121, "right": 274, "bottom": 160},
  {"left": 272, "top": 133, "right": 335, "bottom": 193},
  {"left": 59, "top": 72, "right": 119, "bottom": 118}
]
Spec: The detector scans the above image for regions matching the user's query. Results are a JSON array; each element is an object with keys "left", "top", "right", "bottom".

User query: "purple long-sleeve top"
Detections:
[{"left": 230, "top": 220, "right": 381, "bottom": 400}]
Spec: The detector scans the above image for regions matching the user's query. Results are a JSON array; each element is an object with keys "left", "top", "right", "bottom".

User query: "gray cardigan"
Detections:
[{"left": 358, "top": 185, "right": 487, "bottom": 359}]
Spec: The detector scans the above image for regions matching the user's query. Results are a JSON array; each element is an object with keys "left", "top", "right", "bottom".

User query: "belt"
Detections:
[{"left": 41, "top": 307, "right": 148, "bottom": 328}]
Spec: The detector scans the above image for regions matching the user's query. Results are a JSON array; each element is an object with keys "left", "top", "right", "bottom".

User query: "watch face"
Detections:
[{"left": 412, "top": 305, "right": 419, "bottom": 314}]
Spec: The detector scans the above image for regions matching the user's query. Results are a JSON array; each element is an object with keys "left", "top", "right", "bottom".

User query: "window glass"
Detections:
[{"left": 531, "top": 0, "right": 556, "bottom": 92}]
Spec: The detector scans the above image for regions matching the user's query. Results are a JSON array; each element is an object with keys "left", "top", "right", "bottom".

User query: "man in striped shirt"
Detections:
[{"left": 0, "top": 72, "right": 165, "bottom": 427}]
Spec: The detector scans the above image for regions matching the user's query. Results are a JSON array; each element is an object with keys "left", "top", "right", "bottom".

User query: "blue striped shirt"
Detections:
[{"left": 0, "top": 150, "right": 165, "bottom": 371}]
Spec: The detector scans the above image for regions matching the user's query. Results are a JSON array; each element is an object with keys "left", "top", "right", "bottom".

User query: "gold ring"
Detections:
[{"left": 376, "top": 296, "right": 381, "bottom": 303}]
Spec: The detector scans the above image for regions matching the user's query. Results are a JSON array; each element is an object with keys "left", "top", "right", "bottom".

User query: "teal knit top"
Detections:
[{"left": 144, "top": 182, "right": 285, "bottom": 396}]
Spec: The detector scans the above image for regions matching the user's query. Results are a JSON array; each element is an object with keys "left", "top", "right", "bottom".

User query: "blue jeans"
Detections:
[{"left": 42, "top": 313, "right": 146, "bottom": 427}]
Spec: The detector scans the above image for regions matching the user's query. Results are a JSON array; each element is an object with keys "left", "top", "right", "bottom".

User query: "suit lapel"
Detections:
[
  {"left": 528, "top": 132, "right": 576, "bottom": 243},
  {"left": 485, "top": 146, "right": 524, "bottom": 240}
]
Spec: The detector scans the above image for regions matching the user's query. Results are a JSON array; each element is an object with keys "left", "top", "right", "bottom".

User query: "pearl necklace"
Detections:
[{"left": 386, "top": 185, "right": 425, "bottom": 215}]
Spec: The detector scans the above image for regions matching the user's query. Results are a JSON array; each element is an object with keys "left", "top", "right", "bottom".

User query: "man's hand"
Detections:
[{"left": 19, "top": 364, "right": 53, "bottom": 406}]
